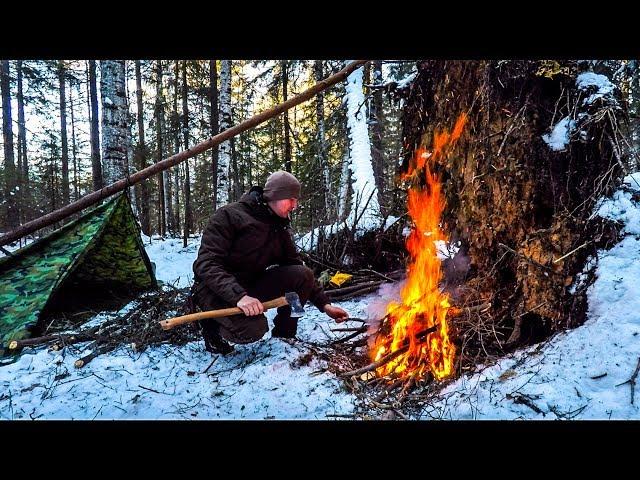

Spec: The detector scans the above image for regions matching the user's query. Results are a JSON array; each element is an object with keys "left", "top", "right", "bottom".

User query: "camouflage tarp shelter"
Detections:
[{"left": 0, "top": 194, "right": 157, "bottom": 355}]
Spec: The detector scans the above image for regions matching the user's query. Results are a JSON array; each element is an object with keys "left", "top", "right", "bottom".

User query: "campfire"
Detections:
[{"left": 371, "top": 113, "right": 468, "bottom": 381}]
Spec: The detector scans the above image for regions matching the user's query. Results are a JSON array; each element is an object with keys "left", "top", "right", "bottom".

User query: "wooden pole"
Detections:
[{"left": 0, "top": 60, "right": 369, "bottom": 247}]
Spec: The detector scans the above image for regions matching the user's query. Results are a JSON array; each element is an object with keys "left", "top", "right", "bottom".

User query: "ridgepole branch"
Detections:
[{"left": 0, "top": 60, "right": 369, "bottom": 248}]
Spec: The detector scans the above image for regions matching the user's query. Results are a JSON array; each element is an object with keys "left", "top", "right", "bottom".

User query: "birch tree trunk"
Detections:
[
  {"left": 231, "top": 137, "right": 240, "bottom": 200},
  {"left": 100, "top": 60, "right": 130, "bottom": 186},
  {"left": 1, "top": 60, "right": 19, "bottom": 230},
  {"left": 344, "top": 61, "right": 380, "bottom": 227},
  {"left": 58, "top": 61, "right": 70, "bottom": 205},
  {"left": 134, "top": 60, "right": 151, "bottom": 235},
  {"left": 209, "top": 60, "right": 219, "bottom": 211},
  {"left": 88, "top": 60, "right": 102, "bottom": 191},
  {"left": 100, "top": 61, "right": 130, "bottom": 187},
  {"left": 217, "top": 60, "right": 232, "bottom": 208},
  {"left": 338, "top": 150, "right": 350, "bottom": 221}
]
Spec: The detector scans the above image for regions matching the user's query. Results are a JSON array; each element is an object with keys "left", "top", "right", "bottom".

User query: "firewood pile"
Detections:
[
  {"left": 9, "top": 266, "right": 405, "bottom": 371},
  {"left": 9, "top": 285, "right": 198, "bottom": 368}
]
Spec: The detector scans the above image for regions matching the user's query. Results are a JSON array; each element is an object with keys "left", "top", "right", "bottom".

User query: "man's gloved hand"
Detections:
[
  {"left": 237, "top": 295, "right": 264, "bottom": 316},
  {"left": 323, "top": 304, "right": 349, "bottom": 323}
]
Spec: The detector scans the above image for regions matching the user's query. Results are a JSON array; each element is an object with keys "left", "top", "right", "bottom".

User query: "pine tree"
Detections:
[
  {"left": 57, "top": 61, "right": 70, "bottom": 205},
  {"left": 16, "top": 60, "right": 29, "bottom": 222},
  {"left": 1, "top": 60, "right": 19, "bottom": 230}
]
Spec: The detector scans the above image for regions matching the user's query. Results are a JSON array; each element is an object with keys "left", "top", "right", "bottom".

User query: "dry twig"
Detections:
[{"left": 616, "top": 357, "right": 640, "bottom": 405}]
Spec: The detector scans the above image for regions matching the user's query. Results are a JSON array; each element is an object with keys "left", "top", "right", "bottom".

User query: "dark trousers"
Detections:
[{"left": 194, "top": 265, "right": 316, "bottom": 344}]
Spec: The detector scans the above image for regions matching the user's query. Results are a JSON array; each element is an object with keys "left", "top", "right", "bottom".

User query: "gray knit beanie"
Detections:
[{"left": 262, "top": 170, "right": 301, "bottom": 201}]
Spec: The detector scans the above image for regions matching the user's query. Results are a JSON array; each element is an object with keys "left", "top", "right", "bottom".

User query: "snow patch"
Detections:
[
  {"left": 542, "top": 117, "right": 576, "bottom": 152},
  {"left": 577, "top": 72, "right": 616, "bottom": 106}
]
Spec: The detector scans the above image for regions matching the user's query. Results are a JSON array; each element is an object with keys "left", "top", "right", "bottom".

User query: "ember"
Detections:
[{"left": 372, "top": 113, "right": 467, "bottom": 380}]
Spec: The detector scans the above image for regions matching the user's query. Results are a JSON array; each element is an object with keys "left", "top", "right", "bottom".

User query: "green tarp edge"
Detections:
[{"left": 0, "top": 194, "right": 156, "bottom": 354}]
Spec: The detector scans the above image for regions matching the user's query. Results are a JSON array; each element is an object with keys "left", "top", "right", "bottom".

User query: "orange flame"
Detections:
[{"left": 373, "top": 113, "right": 467, "bottom": 381}]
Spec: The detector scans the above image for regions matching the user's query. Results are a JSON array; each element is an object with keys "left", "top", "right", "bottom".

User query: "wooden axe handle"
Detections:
[{"left": 159, "top": 296, "right": 289, "bottom": 330}]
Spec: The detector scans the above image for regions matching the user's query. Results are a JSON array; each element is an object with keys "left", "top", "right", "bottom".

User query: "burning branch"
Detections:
[
  {"left": 340, "top": 302, "right": 491, "bottom": 378},
  {"left": 341, "top": 324, "right": 440, "bottom": 377}
]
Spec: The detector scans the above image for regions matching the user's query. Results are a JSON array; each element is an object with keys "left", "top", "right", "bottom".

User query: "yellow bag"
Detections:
[{"left": 329, "top": 271, "right": 353, "bottom": 287}]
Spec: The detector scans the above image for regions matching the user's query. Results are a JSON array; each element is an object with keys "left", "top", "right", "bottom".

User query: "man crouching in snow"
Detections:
[{"left": 192, "top": 170, "right": 349, "bottom": 355}]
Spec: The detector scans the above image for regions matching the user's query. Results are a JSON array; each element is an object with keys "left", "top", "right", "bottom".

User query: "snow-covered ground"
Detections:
[
  {"left": 140, "top": 234, "right": 200, "bottom": 289},
  {"left": 2, "top": 174, "right": 640, "bottom": 420},
  {"left": 0, "top": 293, "right": 370, "bottom": 420}
]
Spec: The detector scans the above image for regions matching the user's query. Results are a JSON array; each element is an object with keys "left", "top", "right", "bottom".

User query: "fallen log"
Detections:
[
  {"left": 9, "top": 326, "right": 100, "bottom": 350},
  {"left": 328, "top": 284, "right": 384, "bottom": 301},
  {"left": 74, "top": 343, "right": 114, "bottom": 369},
  {"left": 325, "top": 280, "right": 384, "bottom": 296}
]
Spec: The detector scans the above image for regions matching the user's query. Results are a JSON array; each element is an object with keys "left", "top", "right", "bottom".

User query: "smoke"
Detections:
[
  {"left": 366, "top": 279, "right": 405, "bottom": 329},
  {"left": 441, "top": 247, "right": 471, "bottom": 302}
]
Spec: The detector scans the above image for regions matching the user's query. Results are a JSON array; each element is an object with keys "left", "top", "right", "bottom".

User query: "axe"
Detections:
[{"left": 159, "top": 291, "right": 305, "bottom": 330}]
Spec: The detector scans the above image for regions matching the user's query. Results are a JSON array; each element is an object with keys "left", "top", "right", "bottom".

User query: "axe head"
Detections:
[{"left": 285, "top": 291, "right": 305, "bottom": 318}]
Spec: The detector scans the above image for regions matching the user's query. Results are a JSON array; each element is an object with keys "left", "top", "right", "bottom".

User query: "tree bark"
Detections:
[
  {"left": 155, "top": 60, "right": 166, "bottom": 236},
  {"left": 314, "top": 60, "right": 331, "bottom": 218},
  {"left": 69, "top": 82, "right": 79, "bottom": 201},
  {"left": 89, "top": 60, "right": 102, "bottom": 191},
  {"left": 100, "top": 60, "right": 130, "bottom": 186},
  {"left": 134, "top": 60, "right": 151, "bottom": 235},
  {"left": 217, "top": 60, "right": 232, "bottom": 208},
  {"left": 171, "top": 60, "right": 180, "bottom": 235},
  {"left": 344, "top": 61, "right": 380, "bottom": 226},
  {"left": 182, "top": 60, "right": 192, "bottom": 247},
  {"left": 369, "top": 60, "right": 386, "bottom": 215},
  {"left": 209, "top": 60, "right": 219, "bottom": 211},
  {"left": 338, "top": 150, "right": 350, "bottom": 220},
  {"left": 282, "top": 60, "right": 292, "bottom": 173},
  {"left": 58, "top": 61, "right": 70, "bottom": 205},
  {"left": 16, "top": 60, "right": 29, "bottom": 222},
  {"left": 401, "top": 60, "right": 624, "bottom": 346},
  {"left": 1, "top": 60, "right": 19, "bottom": 229}
]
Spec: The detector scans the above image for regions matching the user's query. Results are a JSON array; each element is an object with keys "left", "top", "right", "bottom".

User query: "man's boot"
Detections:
[
  {"left": 199, "top": 319, "right": 234, "bottom": 355},
  {"left": 271, "top": 314, "right": 298, "bottom": 339}
]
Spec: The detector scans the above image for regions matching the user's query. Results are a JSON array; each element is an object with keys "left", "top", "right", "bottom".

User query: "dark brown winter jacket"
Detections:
[{"left": 193, "top": 186, "right": 330, "bottom": 310}]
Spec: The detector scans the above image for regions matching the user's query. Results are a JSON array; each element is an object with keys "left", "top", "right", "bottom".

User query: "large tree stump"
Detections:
[{"left": 401, "top": 60, "right": 625, "bottom": 349}]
